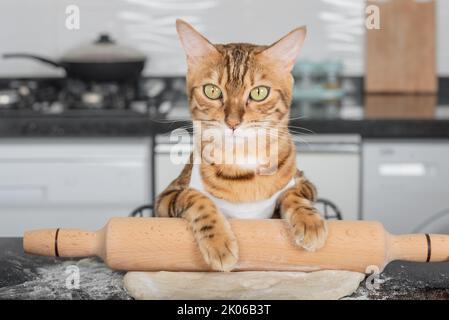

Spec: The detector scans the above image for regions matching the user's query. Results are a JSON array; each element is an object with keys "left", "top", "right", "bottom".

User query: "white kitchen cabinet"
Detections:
[
  {"left": 0, "top": 138, "right": 151, "bottom": 236},
  {"left": 363, "top": 140, "right": 449, "bottom": 234},
  {"left": 155, "top": 134, "right": 361, "bottom": 220}
]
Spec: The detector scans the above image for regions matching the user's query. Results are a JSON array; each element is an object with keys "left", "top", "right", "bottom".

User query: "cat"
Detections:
[{"left": 155, "top": 19, "right": 328, "bottom": 271}]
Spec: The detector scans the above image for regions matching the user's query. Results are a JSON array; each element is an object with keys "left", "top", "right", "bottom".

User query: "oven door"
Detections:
[{"left": 0, "top": 138, "right": 150, "bottom": 236}]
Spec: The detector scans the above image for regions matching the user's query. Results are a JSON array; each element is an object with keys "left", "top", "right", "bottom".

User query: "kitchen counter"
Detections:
[
  {"left": 1, "top": 237, "right": 449, "bottom": 300},
  {"left": 1, "top": 94, "right": 449, "bottom": 139},
  {"left": 0, "top": 238, "right": 129, "bottom": 300}
]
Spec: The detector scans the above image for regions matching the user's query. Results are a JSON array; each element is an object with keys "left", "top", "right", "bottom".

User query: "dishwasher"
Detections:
[
  {"left": 132, "top": 134, "right": 361, "bottom": 221},
  {"left": 362, "top": 140, "right": 449, "bottom": 234}
]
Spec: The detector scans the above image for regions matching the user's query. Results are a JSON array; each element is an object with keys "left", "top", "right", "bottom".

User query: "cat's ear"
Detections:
[
  {"left": 176, "top": 19, "right": 219, "bottom": 67},
  {"left": 259, "top": 26, "right": 307, "bottom": 72}
]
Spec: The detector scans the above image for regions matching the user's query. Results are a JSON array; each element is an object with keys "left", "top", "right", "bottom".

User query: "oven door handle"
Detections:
[{"left": 295, "top": 142, "right": 360, "bottom": 154}]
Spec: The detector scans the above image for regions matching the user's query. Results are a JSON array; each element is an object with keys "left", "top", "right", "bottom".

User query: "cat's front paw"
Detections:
[
  {"left": 194, "top": 218, "right": 239, "bottom": 271},
  {"left": 289, "top": 210, "right": 328, "bottom": 252}
]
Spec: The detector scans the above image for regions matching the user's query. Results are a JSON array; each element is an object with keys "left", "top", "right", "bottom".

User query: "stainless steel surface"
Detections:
[{"left": 363, "top": 140, "right": 449, "bottom": 233}]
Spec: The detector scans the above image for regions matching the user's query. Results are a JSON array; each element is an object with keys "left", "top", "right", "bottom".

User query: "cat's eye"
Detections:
[
  {"left": 249, "top": 86, "right": 270, "bottom": 102},
  {"left": 203, "top": 84, "right": 222, "bottom": 100}
]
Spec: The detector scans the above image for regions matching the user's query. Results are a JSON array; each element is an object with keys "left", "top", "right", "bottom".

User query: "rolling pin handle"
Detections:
[
  {"left": 24, "top": 228, "right": 99, "bottom": 258},
  {"left": 388, "top": 233, "right": 449, "bottom": 263}
]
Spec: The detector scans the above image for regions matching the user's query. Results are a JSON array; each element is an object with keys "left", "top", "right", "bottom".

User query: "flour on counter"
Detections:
[{"left": 0, "top": 258, "right": 130, "bottom": 300}]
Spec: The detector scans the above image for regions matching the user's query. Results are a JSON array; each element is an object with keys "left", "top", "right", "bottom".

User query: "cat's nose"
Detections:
[{"left": 225, "top": 117, "right": 241, "bottom": 130}]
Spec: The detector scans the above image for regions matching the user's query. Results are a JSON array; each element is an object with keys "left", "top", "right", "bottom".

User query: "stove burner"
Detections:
[
  {"left": 0, "top": 77, "right": 162, "bottom": 112},
  {"left": 0, "top": 80, "right": 44, "bottom": 109},
  {"left": 60, "top": 79, "right": 137, "bottom": 110},
  {"left": 0, "top": 90, "right": 19, "bottom": 107}
]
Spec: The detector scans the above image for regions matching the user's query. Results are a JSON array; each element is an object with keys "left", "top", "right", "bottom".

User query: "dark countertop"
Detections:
[
  {"left": 1, "top": 95, "right": 449, "bottom": 138},
  {"left": 0, "top": 238, "right": 129, "bottom": 300},
  {"left": 1, "top": 237, "right": 449, "bottom": 300}
]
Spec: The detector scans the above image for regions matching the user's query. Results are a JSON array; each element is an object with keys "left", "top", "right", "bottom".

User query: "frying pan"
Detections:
[{"left": 3, "top": 34, "right": 146, "bottom": 82}]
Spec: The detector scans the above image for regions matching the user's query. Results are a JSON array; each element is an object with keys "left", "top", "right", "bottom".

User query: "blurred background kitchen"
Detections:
[{"left": 0, "top": 0, "right": 448, "bottom": 236}]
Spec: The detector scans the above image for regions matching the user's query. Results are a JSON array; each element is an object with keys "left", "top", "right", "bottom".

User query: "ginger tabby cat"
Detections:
[{"left": 155, "top": 20, "right": 328, "bottom": 271}]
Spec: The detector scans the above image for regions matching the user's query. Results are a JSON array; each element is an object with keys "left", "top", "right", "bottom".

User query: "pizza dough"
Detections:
[{"left": 123, "top": 270, "right": 365, "bottom": 300}]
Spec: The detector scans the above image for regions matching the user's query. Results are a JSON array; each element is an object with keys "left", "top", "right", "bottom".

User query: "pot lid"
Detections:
[{"left": 62, "top": 34, "right": 146, "bottom": 63}]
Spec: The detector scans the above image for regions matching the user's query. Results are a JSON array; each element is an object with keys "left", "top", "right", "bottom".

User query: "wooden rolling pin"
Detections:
[{"left": 23, "top": 217, "right": 449, "bottom": 273}]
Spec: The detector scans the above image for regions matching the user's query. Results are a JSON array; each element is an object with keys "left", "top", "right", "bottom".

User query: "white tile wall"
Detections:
[
  {"left": 436, "top": 0, "right": 449, "bottom": 77},
  {"left": 0, "top": 0, "right": 447, "bottom": 77}
]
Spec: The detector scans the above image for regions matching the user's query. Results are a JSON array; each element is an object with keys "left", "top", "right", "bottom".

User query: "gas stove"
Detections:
[
  {"left": 0, "top": 77, "right": 184, "bottom": 115},
  {"left": 60, "top": 79, "right": 138, "bottom": 110}
]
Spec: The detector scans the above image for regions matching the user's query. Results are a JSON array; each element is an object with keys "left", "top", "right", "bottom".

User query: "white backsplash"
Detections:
[{"left": 0, "top": 0, "right": 447, "bottom": 77}]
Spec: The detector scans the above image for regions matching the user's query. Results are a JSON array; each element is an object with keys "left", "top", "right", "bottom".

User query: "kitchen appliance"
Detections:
[
  {"left": 61, "top": 79, "right": 137, "bottom": 110},
  {"left": 0, "top": 77, "right": 171, "bottom": 112},
  {"left": 0, "top": 77, "right": 179, "bottom": 236},
  {"left": 23, "top": 218, "right": 449, "bottom": 272},
  {"left": 363, "top": 140, "right": 449, "bottom": 233},
  {"left": 0, "top": 79, "right": 62, "bottom": 110},
  {"left": 3, "top": 34, "right": 146, "bottom": 82},
  {"left": 0, "top": 138, "right": 151, "bottom": 236},
  {"left": 365, "top": 0, "right": 437, "bottom": 93}
]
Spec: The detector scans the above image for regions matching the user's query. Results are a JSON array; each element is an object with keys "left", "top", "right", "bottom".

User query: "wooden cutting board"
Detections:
[
  {"left": 365, "top": 94, "right": 436, "bottom": 119},
  {"left": 365, "top": 0, "right": 437, "bottom": 93}
]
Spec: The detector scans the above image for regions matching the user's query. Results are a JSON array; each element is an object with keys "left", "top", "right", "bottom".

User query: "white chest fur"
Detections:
[{"left": 189, "top": 164, "right": 295, "bottom": 219}]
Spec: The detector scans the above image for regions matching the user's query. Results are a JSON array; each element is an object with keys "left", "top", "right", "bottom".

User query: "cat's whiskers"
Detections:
[
  {"left": 260, "top": 122, "right": 313, "bottom": 149},
  {"left": 150, "top": 118, "right": 191, "bottom": 123},
  {"left": 288, "top": 115, "right": 308, "bottom": 121},
  {"left": 287, "top": 125, "right": 315, "bottom": 135},
  {"left": 263, "top": 130, "right": 312, "bottom": 149}
]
